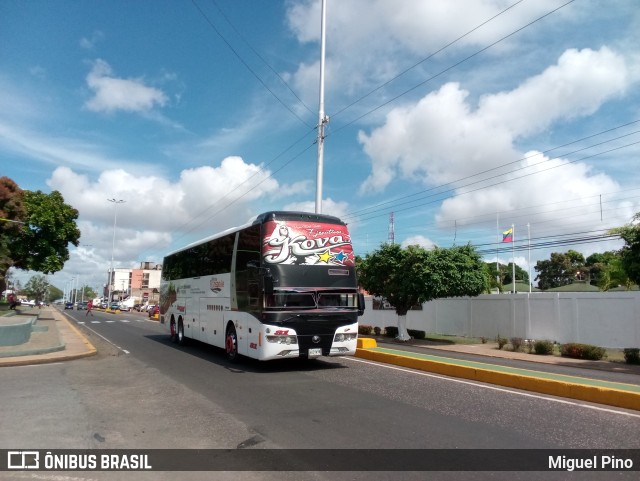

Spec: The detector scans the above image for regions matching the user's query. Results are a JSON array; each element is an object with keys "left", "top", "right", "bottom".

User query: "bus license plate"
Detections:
[{"left": 308, "top": 348, "right": 321, "bottom": 357}]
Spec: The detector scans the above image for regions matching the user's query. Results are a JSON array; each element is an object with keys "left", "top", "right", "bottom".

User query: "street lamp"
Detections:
[{"left": 107, "top": 198, "right": 126, "bottom": 304}]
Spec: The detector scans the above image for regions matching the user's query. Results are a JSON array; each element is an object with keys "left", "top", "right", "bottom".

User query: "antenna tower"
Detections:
[{"left": 388, "top": 212, "right": 395, "bottom": 244}]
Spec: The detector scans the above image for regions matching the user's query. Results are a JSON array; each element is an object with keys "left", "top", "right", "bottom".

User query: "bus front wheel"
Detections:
[{"left": 225, "top": 325, "right": 238, "bottom": 362}]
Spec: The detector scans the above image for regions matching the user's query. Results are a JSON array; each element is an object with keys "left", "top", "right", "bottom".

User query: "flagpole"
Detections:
[
  {"left": 512, "top": 224, "right": 515, "bottom": 294},
  {"left": 496, "top": 212, "right": 500, "bottom": 288},
  {"left": 527, "top": 222, "right": 532, "bottom": 293}
]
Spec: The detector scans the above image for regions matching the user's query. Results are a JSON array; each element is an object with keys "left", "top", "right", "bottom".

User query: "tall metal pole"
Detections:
[
  {"left": 511, "top": 224, "right": 516, "bottom": 294},
  {"left": 315, "top": 0, "right": 327, "bottom": 214},
  {"left": 107, "top": 199, "right": 125, "bottom": 304},
  {"left": 527, "top": 223, "right": 532, "bottom": 293}
]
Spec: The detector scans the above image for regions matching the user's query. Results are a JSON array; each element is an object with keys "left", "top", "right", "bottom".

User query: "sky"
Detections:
[{"left": 2, "top": 0, "right": 639, "bottom": 293}]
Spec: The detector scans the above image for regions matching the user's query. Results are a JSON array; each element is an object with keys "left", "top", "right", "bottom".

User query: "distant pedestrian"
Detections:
[
  {"left": 86, "top": 300, "right": 93, "bottom": 316},
  {"left": 7, "top": 292, "right": 18, "bottom": 310}
]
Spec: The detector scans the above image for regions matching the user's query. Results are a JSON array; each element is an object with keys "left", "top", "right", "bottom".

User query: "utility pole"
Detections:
[{"left": 315, "top": 0, "right": 328, "bottom": 214}]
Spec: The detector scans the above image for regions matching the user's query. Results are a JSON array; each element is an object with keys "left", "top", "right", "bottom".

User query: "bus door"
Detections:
[{"left": 184, "top": 297, "right": 199, "bottom": 340}]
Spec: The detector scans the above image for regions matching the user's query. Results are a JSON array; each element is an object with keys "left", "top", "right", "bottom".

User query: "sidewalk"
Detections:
[{"left": 0, "top": 306, "right": 96, "bottom": 367}]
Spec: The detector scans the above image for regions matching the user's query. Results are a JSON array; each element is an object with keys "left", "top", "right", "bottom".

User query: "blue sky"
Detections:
[{"left": 2, "top": 0, "right": 639, "bottom": 292}]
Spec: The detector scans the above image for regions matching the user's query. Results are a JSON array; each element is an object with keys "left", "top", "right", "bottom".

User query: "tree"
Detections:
[
  {"left": 358, "top": 243, "right": 488, "bottom": 340},
  {"left": 485, "top": 262, "right": 529, "bottom": 291},
  {"left": 535, "top": 250, "right": 585, "bottom": 290},
  {"left": 610, "top": 213, "right": 640, "bottom": 286},
  {"left": 5, "top": 188, "right": 81, "bottom": 277},
  {"left": 0, "top": 177, "right": 25, "bottom": 294},
  {"left": 23, "top": 274, "right": 50, "bottom": 304},
  {"left": 48, "top": 285, "right": 63, "bottom": 303}
]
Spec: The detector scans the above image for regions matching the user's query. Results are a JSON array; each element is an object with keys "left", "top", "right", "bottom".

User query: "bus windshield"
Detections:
[{"left": 268, "top": 290, "right": 359, "bottom": 310}]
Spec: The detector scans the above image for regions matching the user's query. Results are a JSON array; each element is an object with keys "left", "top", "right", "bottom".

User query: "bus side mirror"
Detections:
[{"left": 357, "top": 293, "right": 365, "bottom": 316}]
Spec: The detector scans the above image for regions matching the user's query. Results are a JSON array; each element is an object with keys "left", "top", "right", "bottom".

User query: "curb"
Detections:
[{"left": 355, "top": 339, "right": 640, "bottom": 411}]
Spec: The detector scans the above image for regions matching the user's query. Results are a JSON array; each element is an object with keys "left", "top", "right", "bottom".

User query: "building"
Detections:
[{"left": 105, "top": 262, "right": 162, "bottom": 305}]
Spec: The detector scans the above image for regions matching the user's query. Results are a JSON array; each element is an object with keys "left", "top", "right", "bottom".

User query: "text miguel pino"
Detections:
[{"left": 549, "top": 455, "right": 633, "bottom": 471}]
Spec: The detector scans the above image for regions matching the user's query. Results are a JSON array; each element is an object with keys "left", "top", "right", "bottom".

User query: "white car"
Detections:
[{"left": 22, "top": 299, "right": 36, "bottom": 307}]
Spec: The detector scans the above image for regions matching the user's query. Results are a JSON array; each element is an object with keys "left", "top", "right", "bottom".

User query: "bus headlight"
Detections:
[
  {"left": 266, "top": 335, "right": 298, "bottom": 345},
  {"left": 334, "top": 333, "right": 357, "bottom": 342}
]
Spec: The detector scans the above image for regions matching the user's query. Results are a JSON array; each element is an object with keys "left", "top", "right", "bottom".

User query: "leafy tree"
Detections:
[
  {"left": 610, "top": 213, "right": 640, "bottom": 286},
  {"left": 485, "top": 262, "right": 529, "bottom": 291},
  {"left": 23, "top": 274, "right": 50, "bottom": 303},
  {"left": 535, "top": 250, "right": 585, "bottom": 290},
  {"left": 358, "top": 243, "right": 487, "bottom": 340},
  {"left": 585, "top": 251, "right": 619, "bottom": 286},
  {"left": 6, "top": 189, "right": 81, "bottom": 277},
  {"left": 0, "top": 177, "right": 25, "bottom": 293},
  {"left": 48, "top": 285, "right": 63, "bottom": 303}
]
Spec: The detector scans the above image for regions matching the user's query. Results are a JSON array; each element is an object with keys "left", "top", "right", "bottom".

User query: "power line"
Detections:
[
  {"left": 328, "top": 0, "right": 577, "bottom": 136},
  {"left": 190, "top": 0, "right": 314, "bottom": 128}
]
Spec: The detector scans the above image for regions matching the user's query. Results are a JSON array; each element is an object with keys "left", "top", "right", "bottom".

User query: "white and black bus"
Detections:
[{"left": 159, "top": 211, "right": 364, "bottom": 361}]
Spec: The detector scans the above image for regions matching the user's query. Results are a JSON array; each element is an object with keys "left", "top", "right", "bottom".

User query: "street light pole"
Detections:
[{"left": 107, "top": 198, "right": 125, "bottom": 305}]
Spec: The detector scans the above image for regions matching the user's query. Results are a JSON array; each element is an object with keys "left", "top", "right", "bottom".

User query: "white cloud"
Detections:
[
  {"left": 283, "top": 198, "right": 350, "bottom": 220},
  {"left": 80, "top": 30, "right": 104, "bottom": 50},
  {"left": 357, "top": 47, "right": 630, "bottom": 195},
  {"left": 401, "top": 235, "right": 437, "bottom": 250},
  {"left": 84, "top": 59, "right": 168, "bottom": 113},
  {"left": 285, "top": 0, "right": 569, "bottom": 102}
]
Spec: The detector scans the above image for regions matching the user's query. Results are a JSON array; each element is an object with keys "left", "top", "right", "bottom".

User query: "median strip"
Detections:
[{"left": 356, "top": 338, "right": 640, "bottom": 411}]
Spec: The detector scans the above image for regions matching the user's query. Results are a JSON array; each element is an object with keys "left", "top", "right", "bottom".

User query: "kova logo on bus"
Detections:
[
  {"left": 262, "top": 221, "right": 354, "bottom": 266},
  {"left": 210, "top": 278, "right": 224, "bottom": 293}
]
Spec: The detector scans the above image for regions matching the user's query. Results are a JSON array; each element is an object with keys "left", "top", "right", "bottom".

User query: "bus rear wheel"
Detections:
[
  {"left": 225, "top": 325, "right": 238, "bottom": 362},
  {"left": 170, "top": 320, "right": 178, "bottom": 343}
]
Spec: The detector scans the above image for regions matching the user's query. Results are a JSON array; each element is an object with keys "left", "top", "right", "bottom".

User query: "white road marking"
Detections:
[{"left": 344, "top": 356, "right": 640, "bottom": 418}]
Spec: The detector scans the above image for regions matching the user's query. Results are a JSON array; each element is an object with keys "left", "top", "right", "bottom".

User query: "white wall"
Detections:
[{"left": 360, "top": 292, "right": 640, "bottom": 348}]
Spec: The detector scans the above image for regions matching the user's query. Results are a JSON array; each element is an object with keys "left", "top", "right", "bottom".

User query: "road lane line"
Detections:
[
  {"left": 77, "top": 323, "right": 130, "bottom": 355},
  {"left": 344, "top": 356, "right": 640, "bottom": 419}
]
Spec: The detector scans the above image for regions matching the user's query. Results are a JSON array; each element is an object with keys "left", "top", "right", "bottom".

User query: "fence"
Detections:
[{"left": 360, "top": 292, "right": 640, "bottom": 348}]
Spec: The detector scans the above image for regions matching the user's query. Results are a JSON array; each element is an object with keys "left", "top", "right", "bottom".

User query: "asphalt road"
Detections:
[{"left": 1, "top": 307, "right": 639, "bottom": 481}]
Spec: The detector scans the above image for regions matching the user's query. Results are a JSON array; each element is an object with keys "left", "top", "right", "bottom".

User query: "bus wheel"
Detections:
[
  {"left": 170, "top": 321, "right": 178, "bottom": 343},
  {"left": 225, "top": 325, "right": 238, "bottom": 362},
  {"left": 177, "top": 321, "right": 186, "bottom": 345}
]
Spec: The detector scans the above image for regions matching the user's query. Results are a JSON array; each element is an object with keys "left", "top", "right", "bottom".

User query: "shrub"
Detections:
[
  {"left": 385, "top": 326, "right": 398, "bottom": 338},
  {"left": 534, "top": 340, "right": 554, "bottom": 355},
  {"left": 623, "top": 348, "right": 640, "bottom": 365},
  {"left": 373, "top": 326, "right": 381, "bottom": 336},
  {"left": 407, "top": 329, "right": 425, "bottom": 340},
  {"left": 480, "top": 336, "right": 487, "bottom": 344},
  {"left": 560, "top": 343, "right": 606, "bottom": 361},
  {"left": 358, "top": 324, "right": 373, "bottom": 335},
  {"left": 510, "top": 337, "right": 524, "bottom": 352},
  {"left": 496, "top": 335, "right": 508, "bottom": 350},
  {"left": 525, "top": 340, "right": 535, "bottom": 354}
]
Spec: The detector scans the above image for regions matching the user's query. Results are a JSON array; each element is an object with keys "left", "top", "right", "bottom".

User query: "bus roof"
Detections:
[{"left": 164, "top": 211, "right": 347, "bottom": 258}]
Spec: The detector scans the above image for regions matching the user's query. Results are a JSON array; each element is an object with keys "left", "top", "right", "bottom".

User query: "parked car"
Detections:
[
  {"left": 100, "top": 302, "right": 108, "bottom": 309},
  {"left": 110, "top": 302, "right": 120, "bottom": 310},
  {"left": 64, "top": 302, "right": 74, "bottom": 310},
  {"left": 77, "top": 302, "right": 87, "bottom": 310},
  {"left": 133, "top": 303, "right": 143, "bottom": 312},
  {"left": 148, "top": 305, "right": 159, "bottom": 318},
  {"left": 119, "top": 304, "right": 130, "bottom": 312},
  {"left": 21, "top": 299, "right": 36, "bottom": 307}
]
